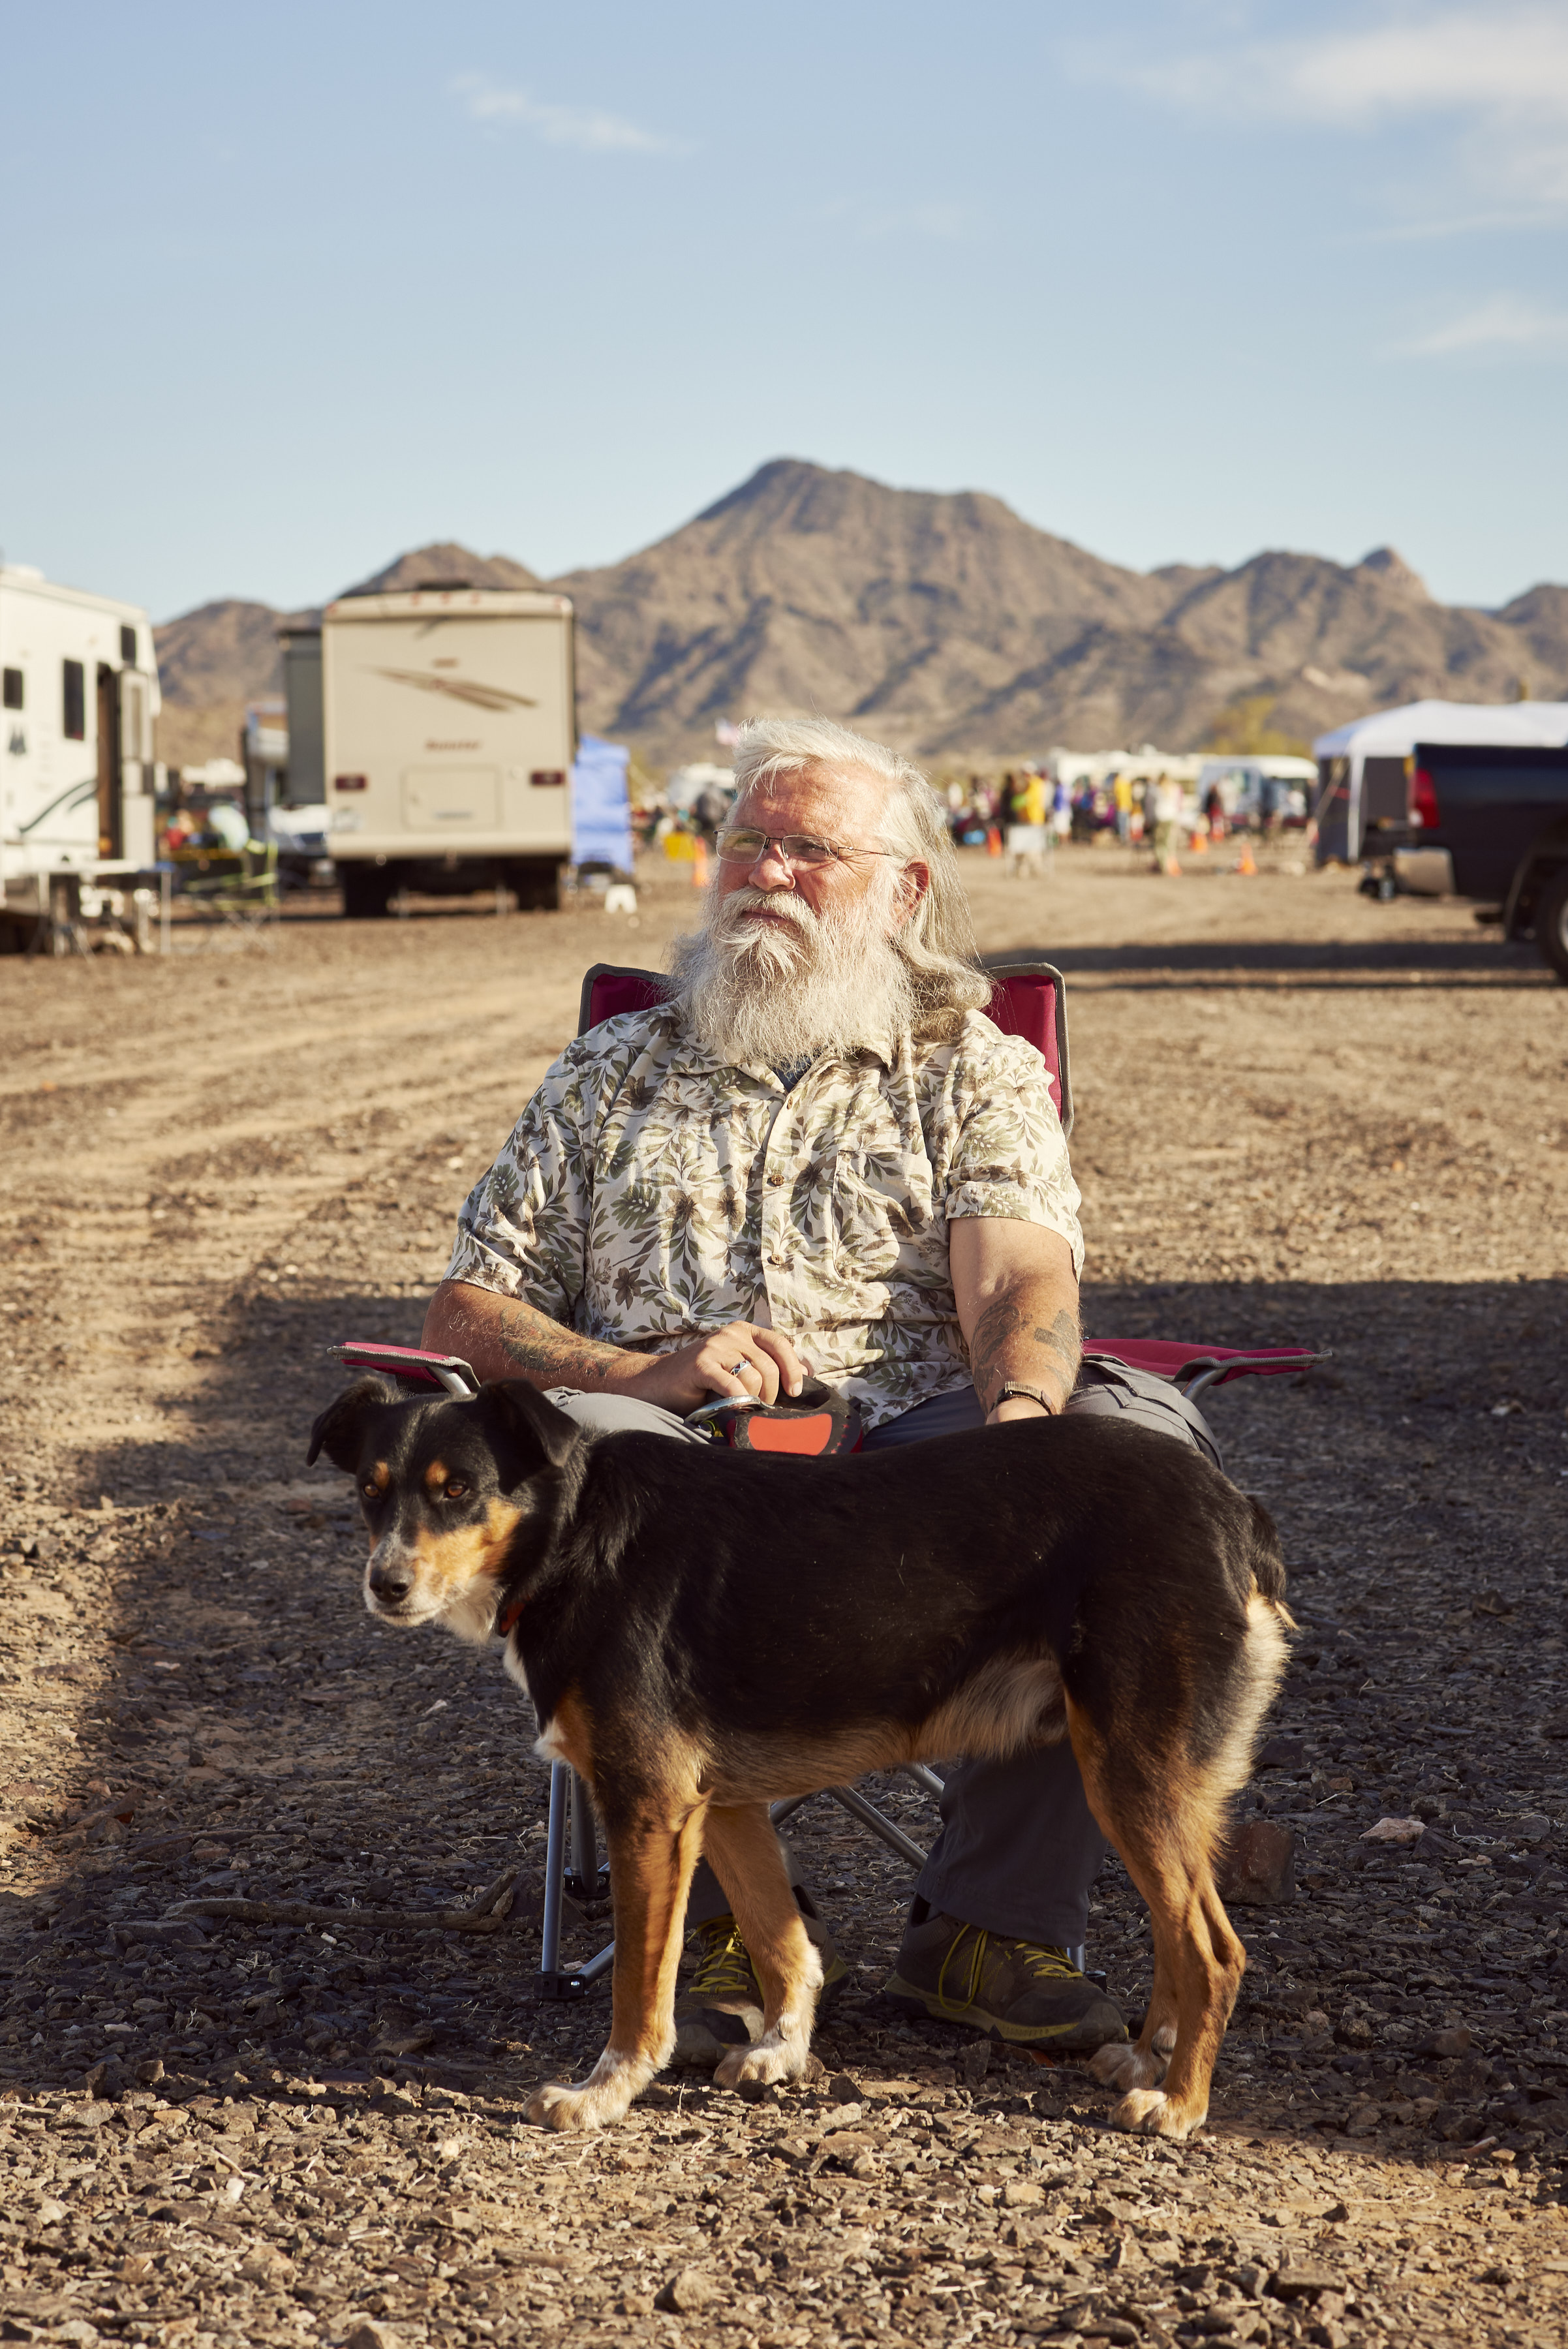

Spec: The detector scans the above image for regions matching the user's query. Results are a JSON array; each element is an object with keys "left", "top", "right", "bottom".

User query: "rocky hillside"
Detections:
[{"left": 153, "top": 463, "right": 1568, "bottom": 768}]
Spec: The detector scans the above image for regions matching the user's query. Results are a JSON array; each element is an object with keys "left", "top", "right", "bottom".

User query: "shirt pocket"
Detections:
[{"left": 827, "top": 1146, "right": 938, "bottom": 1283}]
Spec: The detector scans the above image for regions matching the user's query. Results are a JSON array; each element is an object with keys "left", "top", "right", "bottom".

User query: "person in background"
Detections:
[
  {"left": 1051, "top": 776, "right": 1072, "bottom": 848},
  {"left": 1112, "top": 771, "right": 1133, "bottom": 846},
  {"left": 1149, "top": 773, "right": 1183, "bottom": 875}
]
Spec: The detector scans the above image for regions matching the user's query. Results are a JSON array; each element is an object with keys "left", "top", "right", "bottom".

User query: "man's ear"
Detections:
[
  {"left": 890, "top": 857, "right": 930, "bottom": 928},
  {"left": 484, "top": 1379, "right": 582, "bottom": 1473},
  {"left": 307, "top": 1375, "right": 400, "bottom": 1469}
]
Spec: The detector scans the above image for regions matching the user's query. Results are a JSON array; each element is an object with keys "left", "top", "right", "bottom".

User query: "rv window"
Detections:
[
  {"left": 120, "top": 624, "right": 137, "bottom": 665},
  {"left": 2, "top": 668, "right": 21, "bottom": 711},
  {"left": 63, "top": 658, "right": 85, "bottom": 740}
]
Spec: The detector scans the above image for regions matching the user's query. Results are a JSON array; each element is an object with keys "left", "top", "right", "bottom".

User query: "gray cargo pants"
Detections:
[{"left": 546, "top": 1359, "right": 1216, "bottom": 1952}]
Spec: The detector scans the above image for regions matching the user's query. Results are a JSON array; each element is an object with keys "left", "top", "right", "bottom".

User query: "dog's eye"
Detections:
[
  {"left": 444, "top": 1479, "right": 468, "bottom": 1500},
  {"left": 361, "top": 1482, "right": 380, "bottom": 1501}
]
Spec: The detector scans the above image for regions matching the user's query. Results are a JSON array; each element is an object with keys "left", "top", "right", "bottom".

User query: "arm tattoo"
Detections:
[
  {"left": 970, "top": 1291, "right": 1081, "bottom": 1413},
  {"left": 493, "top": 1300, "right": 624, "bottom": 1389}
]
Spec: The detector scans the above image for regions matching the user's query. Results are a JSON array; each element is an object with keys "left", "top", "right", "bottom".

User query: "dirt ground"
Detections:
[{"left": 1, "top": 843, "right": 1566, "bottom": 2349}]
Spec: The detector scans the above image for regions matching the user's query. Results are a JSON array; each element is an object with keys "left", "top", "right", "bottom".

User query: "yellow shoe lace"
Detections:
[
  {"left": 1011, "top": 1940, "right": 1081, "bottom": 1981},
  {"left": 934, "top": 1926, "right": 1081, "bottom": 2010},
  {"left": 689, "top": 1915, "right": 759, "bottom": 2001}
]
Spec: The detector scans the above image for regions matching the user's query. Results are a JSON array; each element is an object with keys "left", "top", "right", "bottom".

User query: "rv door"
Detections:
[{"left": 96, "top": 666, "right": 121, "bottom": 858}]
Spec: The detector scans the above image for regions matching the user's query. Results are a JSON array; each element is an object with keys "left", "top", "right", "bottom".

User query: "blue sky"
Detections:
[{"left": 3, "top": 0, "right": 1565, "bottom": 620}]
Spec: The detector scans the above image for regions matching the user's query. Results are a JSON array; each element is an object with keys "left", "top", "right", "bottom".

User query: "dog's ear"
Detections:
[
  {"left": 484, "top": 1379, "right": 582, "bottom": 1473},
  {"left": 307, "top": 1375, "right": 400, "bottom": 1469}
]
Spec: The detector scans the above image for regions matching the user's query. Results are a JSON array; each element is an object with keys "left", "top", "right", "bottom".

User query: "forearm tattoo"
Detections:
[
  {"left": 970, "top": 1291, "right": 1081, "bottom": 1413},
  {"left": 493, "top": 1300, "right": 624, "bottom": 1389}
]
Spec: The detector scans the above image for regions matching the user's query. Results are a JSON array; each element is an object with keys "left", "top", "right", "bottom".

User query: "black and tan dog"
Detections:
[{"left": 307, "top": 1375, "right": 1291, "bottom": 2138}]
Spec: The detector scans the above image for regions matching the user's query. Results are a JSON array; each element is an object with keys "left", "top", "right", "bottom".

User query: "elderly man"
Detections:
[{"left": 422, "top": 716, "right": 1128, "bottom": 2062}]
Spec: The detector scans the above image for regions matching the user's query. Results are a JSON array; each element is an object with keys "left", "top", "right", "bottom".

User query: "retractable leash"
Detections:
[{"left": 686, "top": 1374, "right": 864, "bottom": 1456}]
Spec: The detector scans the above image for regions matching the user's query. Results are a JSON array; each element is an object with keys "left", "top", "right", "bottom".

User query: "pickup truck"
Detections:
[{"left": 1349, "top": 741, "right": 1568, "bottom": 982}]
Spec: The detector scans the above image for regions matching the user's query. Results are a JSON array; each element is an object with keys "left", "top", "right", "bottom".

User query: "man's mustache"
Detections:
[{"left": 713, "top": 887, "right": 816, "bottom": 940}]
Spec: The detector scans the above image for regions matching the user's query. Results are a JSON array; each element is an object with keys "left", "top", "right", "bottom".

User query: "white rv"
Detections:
[
  {"left": 0, "top": 566, "right": 161, "bottom": 948},
  {"left": 317, "top": 586, "right": 577, "bottom": 915}
]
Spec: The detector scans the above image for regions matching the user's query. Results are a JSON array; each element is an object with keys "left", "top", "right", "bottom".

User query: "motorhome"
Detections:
[
  {"left": 0, "top": 564, "right": 161, "bottom": 949},
  {"left": 1194, "top": 754, "right": 1317, "bottom": 827},
  {"left": 311, "top": 585, "right": 577, "bottom": 915}
]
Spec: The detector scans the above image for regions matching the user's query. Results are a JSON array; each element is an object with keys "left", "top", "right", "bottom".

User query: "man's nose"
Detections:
[
  {"left": 745, "top": 841, "right": 795, "bottom": 887},
  {"left": 369, "top": 1556, "right": 414, "bottom": 1603}
]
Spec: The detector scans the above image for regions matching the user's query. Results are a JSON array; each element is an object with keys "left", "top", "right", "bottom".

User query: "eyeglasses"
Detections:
[{"left": 715, "top": 827, "right": 898, "bottom": 870}]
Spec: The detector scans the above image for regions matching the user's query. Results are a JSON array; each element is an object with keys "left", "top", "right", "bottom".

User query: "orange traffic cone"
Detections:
[{"left": 1235, "top": 847, "right": 1257, "bottom": 876}]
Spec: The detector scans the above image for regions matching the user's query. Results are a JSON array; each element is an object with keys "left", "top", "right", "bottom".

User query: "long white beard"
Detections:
[{"left": 668, "top": 881, "right": 919, "bottom": 1067}]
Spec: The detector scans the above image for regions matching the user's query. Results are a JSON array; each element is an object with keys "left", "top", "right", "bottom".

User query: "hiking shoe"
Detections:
[
  {"left": 882, "top": 1906, "right": 1127, "bottom": 2051},
  {"left": 671, "top": 1888, "right": 847, "bottom": 2070}
]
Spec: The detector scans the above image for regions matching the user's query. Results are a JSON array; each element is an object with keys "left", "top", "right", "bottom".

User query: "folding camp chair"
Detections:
[{"left": 338, "top": 954, "right": 1323, "bottom": 2003}]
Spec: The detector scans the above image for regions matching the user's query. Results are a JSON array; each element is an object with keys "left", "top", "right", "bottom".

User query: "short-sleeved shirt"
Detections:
[{"left": 444, "top": 1002, "right": 1083, "bottom": 1431}]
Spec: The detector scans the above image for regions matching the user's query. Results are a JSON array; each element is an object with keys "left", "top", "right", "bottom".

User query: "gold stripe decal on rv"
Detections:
[{"left": 371, "top": 668, "right": 539, "bottom": 714}]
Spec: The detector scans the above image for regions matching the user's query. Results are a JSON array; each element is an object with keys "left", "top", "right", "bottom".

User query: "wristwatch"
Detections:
[{"left": 994, "top": 1381, "right": 1059, "bottom": 1415}]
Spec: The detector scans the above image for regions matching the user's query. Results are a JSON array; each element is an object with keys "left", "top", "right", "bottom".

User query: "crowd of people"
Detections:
[{"left": 636, "top": 758, "right": 1280, "bottom": 886}]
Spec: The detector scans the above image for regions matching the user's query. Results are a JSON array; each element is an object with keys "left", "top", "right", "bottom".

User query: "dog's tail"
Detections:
[{"left": 1244, "top": 1493, "right": 1290, "bottom": 1615}]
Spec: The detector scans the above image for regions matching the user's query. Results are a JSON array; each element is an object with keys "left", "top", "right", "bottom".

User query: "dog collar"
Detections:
[{"left": 497, "top": 1594, "right": 525, "bottom": 1638}]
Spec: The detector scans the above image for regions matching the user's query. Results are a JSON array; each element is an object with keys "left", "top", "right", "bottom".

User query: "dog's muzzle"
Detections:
[{"left": 365, "top": 1540, "right": 419, "bottom": 1616}]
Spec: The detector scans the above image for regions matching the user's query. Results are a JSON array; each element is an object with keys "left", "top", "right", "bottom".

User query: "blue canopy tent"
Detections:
[{"left": 570, "top": 737, "right": 634, "bottom": 875}]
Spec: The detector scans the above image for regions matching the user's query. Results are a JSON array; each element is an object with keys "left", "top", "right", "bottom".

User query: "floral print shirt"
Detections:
[{"left": 445, "top": 1004, "right": 1083, "bottom": 1430}]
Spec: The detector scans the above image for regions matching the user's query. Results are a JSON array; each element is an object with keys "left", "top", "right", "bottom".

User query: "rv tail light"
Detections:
[
  {"left": 530, "top": 769, "right": 566, "bottom": 788},
  {"left": 1410, "top": 764, "right": 1440, "bottom": 830},
  {"left": 334, "top": 773, "right": 368, "bottom": 791}
]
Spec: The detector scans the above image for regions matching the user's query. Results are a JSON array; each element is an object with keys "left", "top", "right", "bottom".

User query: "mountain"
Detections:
[
  {"left": 153, "top": 474, "right": 1567, "bottom": 770},
  {"left": 338, "top": 542, "right": 541, "bottom": 597},
  {"left": 555, "top": 466, "right": 1558, "bottom": 758}
]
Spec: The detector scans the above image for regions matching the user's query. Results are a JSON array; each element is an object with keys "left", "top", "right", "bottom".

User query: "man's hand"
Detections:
[
  {"left": 422, "top": 1282, "right": 809, "bottom": 1414},
  {"left": 949, "top": 1220, "right": 1081, "bottom": 1426},
  {"left": 620, "top": 1322, "right": 810, "bottom": 1413}
]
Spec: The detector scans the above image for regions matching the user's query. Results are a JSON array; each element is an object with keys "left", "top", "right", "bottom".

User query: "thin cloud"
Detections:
[
  {"left": 1394, "top": 292, "right": 1568, "bottom": 356},
  {"left": 1079, "top": 7, "right": 1568, "bottom": 208},
  {"left": 861, "top": 202, "right": 974, "bottom": 243},
  {"left": 814, "top": 198, "right": 976, "bottom": 243},
  {"left": 452, "top": 72, "right": 687, "bottom": 157}
]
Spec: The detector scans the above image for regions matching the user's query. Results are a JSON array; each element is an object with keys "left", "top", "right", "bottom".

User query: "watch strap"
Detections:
[{"left": 995, "top": 1380, "right": 1058, "bottom": 1415}]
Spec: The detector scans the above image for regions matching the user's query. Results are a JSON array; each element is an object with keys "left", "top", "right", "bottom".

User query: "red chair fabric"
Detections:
[
  {"left": 1083, "top": 1339, "right": 1321, "bottom": 1391},
  {"left": 579, "top": 959, "right": 1073, "bottom": 1132}
]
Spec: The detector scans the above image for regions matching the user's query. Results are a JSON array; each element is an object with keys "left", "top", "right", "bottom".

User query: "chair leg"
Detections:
[
  {"left": 540, "top": 1762, "right": 617, "bottom": 1999},
  {"left": 569, "top": 1769, "right": 601, "bottom": 1894},
  {"left": 540, "top": 1761, "right": 572, "bottom": 1984},
  {"left": 827, "top": 1783, "right": 929, "bottom": 1869}
]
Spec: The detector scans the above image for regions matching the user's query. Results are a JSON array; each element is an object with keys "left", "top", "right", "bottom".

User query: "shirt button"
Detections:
[
  {"left": 767, "top": 1252, "right": 786, "bottom": 1268},
  {"left": 767, "top": 1171, "right": 784, "bottom": 1187}
]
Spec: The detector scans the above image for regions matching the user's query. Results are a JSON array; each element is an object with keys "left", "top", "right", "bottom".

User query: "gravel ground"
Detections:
[{"left": 1, "top": 846, "right": 1565, "bottom": 2349}]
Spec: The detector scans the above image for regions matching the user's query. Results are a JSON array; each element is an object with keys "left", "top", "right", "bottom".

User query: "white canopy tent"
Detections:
[
  {"left": 1313, "top": 699, "right": 1568, "bottom": 763},
  {"left": 1312, "top": 700, "right": 1568, "bottom": 861}
]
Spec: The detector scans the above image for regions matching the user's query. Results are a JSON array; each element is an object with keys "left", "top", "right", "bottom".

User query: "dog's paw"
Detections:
[
  {"left": 527, "top": 2072, "right": 638, "bottom": 2133},
  {"left": 1090, "top": 2042, "right": 1166, "bottom": 2093},
  {"left": 1110, "top": 2087, "right": 1206, "bottom": 2140},
  {"left": 527, "top": 2081, "right": 602, "bottom": 2132},
  {"left": 713, "top": 2029, "right": 811, "bottom": 2093}
]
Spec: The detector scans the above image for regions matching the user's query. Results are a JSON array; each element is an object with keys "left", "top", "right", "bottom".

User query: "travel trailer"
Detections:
[
  {"left": 0, "top": 564, "right": 161, "bottom": 948},
  {"left": 311, "top": 585, "right": 577, "bottom": 915}
]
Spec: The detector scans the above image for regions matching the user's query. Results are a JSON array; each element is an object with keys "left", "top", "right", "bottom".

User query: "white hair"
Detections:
[{"left": 728, "top": 716, "right": 989, "bottom": 1024}]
